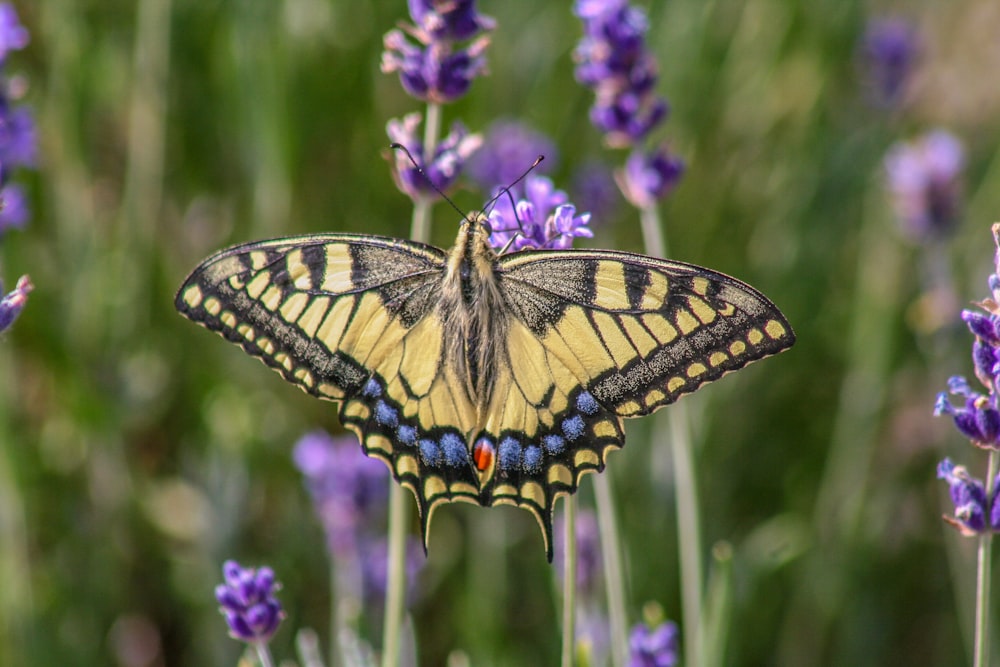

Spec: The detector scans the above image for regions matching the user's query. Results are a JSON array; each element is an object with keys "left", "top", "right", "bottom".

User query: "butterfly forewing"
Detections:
[{"left": 497, "top": 249, "right": 794, "bottom": 416}]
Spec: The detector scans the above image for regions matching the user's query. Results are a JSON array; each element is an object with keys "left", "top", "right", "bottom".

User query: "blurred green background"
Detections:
[{"left": 4, "top": 0, "right": 1000, "bottom": 665}]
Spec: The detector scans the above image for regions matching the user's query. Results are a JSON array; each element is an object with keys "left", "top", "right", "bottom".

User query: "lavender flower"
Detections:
[
  {"left": 936, "top": 377, "right": 1000, "bottom": 449},
  {"left": 466, "top": 119, "right": 556, "bottom": 194},
  {"left": 0, "top": 273, "right": 30, "bottom": 332},
  {"left": 215, "top": 560, "right": 284, "bottom": 644},
  {"left": 554, "top": 508, "right": 603, "bottom": 595},
  {"left": 381, "top": 0, "right": 493, "bottom": 104},
  {"left": 884, "top": 130, "right": 964, "bottom": 241},
  {"left": 574, "top": 0, "right": 669, "bottom": 149},
  {"left": 572, "top": 161, "right": 621, "bottom": 224},
  {"left": 486, "top": 175, "right": 593, "bottom": 252},
  {"left": 0, "top": 3, "right": 28, "bottom": 62},
  {"left": 0, "top": 182, "right": 28, "bottom": 232},
  {"left": 293, "top": 430, "right": 390, "bottom": 557},
  {"left": 386, "top": 112, "right": 482, "bottom": 200},
  {"left": 861, "top": 17, "right": 919, "bottom": 108},
  {"left": 616, "top": 147, "right": 684, "bottom": 210},
  {"left": 404, "top": 0, "right": 495, "bottom": 43},
  {"left": 628, "top": 621, "right": 679, "bottom": 667},
  {"left": 0, "top": 3, "right": 35, "bottom": 236},
  {"left": 937, "top": 459, "right": 1000, "bottom": 536},
  {"left": 359, "top": 535, "right": 425, "bottom": 606}
]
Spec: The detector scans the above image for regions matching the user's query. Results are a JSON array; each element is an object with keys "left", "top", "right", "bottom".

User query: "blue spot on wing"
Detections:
[
  {"left": 562, "top": 415, "right": 585, "bottom": 441},
  {"left": 576, "top": 391, "right": 599, "bottom": 415},
  {"left": 522, "top": 445, "right": 543, "bottom": 474},
  {"left": 397, "top": 424, "right": 417, "bottom": 446},
  {"left": 440, "top": 432, "right": 469, "bottom": 467},
  {"left": 419, "top": 439, "right": 442, "bottom": 466},
  {"left": 375, "top": 400, "right": 399, "bottom": 427},
  {"left": 362, "top": 378, "right": 382, "bottom": 397},
  {"left": 498, "top": 437, "right": 521, "bottom": 472},
  {"left": 542, "top": 434, "right": 566, "bottom": 455}
]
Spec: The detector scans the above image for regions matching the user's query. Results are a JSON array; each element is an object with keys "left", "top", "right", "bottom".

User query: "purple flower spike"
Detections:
[
  {"left": 381, "top": 0, "right": 492, "bottom": 105},
  {"left": 574, "top": 0, "right": 673, "bottom": 149},
  {"left": 0, "top": 183, "right": 29, "bottom": 233},
  {"left": 554, "top": 509, "right": 603, "bottom": 595},
  {"left": 628, "top": 621, "right": 680, "bottom": 667},
  {"left": 386, "top": 112, "right": 482, "bottom": 200},
  {"left": 937, "top": 459, "right": 991, "bottom": 536},
  {"left": 406, "top": 0, "right": 496, "bottom": 42},
  {"left": 215, "top": 560, "right": 284, "bottom": 644},
  {"left": 617, "top": 147, "right": 685, "bottom": 209},
  {"left": 0, "top": 4, "right": 28, "bottom": 61},
  {"left": 933, "top": 377, "right": 1000, "bottom": 449},
  {"left": 466, "top": 120, "right": 556, "bottom": 194},
  {"left": 0, "top": 273, "right": 31, "bottom": 332},
  {"left": 884, "top": 130, "right": 965, "bottom": 241},
  {"left": 861, "top": 17, "right": 919, "bottom": 108},
  {"left": 293, "top": 430, "right": 391, "bottom": 558},
  {"left": 486, "top": 176, "right": 593, "bottom": 252}
]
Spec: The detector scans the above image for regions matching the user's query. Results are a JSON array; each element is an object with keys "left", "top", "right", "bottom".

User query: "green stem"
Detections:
[
  {"left": 639, "top": 204, "right": 703, "bottom": 667},
  {"left": 594, "top": 473, "right": 628, "bottom": 667},
  {"left": 255, "top": 643, "right": 276, "bottom": 667},
  {"left": 562, "top": 494, "right": 578, "bottom": 667},
  {"left": 383, "top": 101, "right": 443, "bottom": 667},
  {"left": 974, "top": 449, "right": 998, "bottom": 667},
  {"left": 382, "top": 483, "right": 408, "bottom": 667}
]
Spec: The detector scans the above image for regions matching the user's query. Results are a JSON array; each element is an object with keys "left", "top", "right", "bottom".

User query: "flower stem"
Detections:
[
  {"left": 562, "top": 494, "right": 578, "bottom": 667},
  {"left": 382, "top": 483, "right": 408, "bottom": 667},
  {"left": 255, "top": 643, "right": 276, "bottom": 667},
  {"left": 383, "top": 100, "right": 443, "bottom": 667},
  {"left": 594, "top": 473, "right": 628, "bottom": 667},
  {"left": 639, "top": 203, "right": 703, "bottom": 667},
  {"left": 974, "top": 449, "right": 997, "bottom": 667},
  {"left": 409, "top": 102, "right": 442, "bottom": 243}
]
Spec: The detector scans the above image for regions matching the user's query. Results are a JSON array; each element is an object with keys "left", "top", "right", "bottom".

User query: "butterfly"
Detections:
[{"left": 176, "top": 214, "right": 794, "bottom": 559}]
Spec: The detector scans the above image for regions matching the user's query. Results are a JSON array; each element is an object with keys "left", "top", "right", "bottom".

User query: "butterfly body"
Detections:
[{"left": 177, "top": 214, "right": 794, "bottom": 558}]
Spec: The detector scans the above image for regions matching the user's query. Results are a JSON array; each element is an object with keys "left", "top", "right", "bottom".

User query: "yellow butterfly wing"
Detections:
[{"left": 472, "top": 249, "right": 794, "bottom": 554}]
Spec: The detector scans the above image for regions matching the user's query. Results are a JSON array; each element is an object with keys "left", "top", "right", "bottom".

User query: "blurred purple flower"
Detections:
[
  {"left": 381, "top": 0, "right": 492, "bottom": 104},
  {"left": 0, "top": 106, "right": 37, "bottom": 173},
  {"left": 215, "top": 560, "right": 284, "bottom": 645},
  {"left": 359, "top": 536, "right": 426, "bottom": 606},
  {"left": 884, "top": 130, "right": 964, "bottom": 241},
  {"left": 405, "top": 0, "right": 496, "bottom": 42},
  {"left": 293, "top": 430, "right": 390, "bottom": 557},
  {"left": 0, "top": 273, "right": 30, "bottom": 332},
  {"left": 628, "top": 621, "right": 679, "bottom": 667},
  {"left": 937, "top": 458, "right": 1000, "bottom": 536},
  {"left": 386, "top": 112, "right": 482, "bottom": 200},
  {"left": 861, "top": 17, "right": 919, "bottom": 108},
  {"left": 572, "top": 161, "right": 622, "bottom": 224},
  {"left": 0, "top": 4, "right": 28, "bottom": 61},
  {"left": 574, "top": 0, "right": 669, "bottom": 148},
  {"left": 466, "top": 119, "right": 556, "bottom": 193},
  {"left": 0, "top": 183, "right": 29, "bottom": 232},
  {"left": 617, "top": 147, "right": 684, "bottom": 210},
  {"left": 487, "top": 175, "right": 593, "bottom": 252},
  {"left": 554, "top": 508, "right": 603, "bottom": 595}
]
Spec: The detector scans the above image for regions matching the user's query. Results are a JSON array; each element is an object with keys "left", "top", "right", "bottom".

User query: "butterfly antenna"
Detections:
[
  {"left": 483, "top": 155, "right": 545, "bottom": 214},
  {"left": 389, "top": 142, "right": 470, "bottom": 221}
]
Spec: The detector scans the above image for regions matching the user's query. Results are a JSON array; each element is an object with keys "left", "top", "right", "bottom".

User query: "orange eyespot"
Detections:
[{"left": 473, "top": 438, "right": 494, "bottom": 471}]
